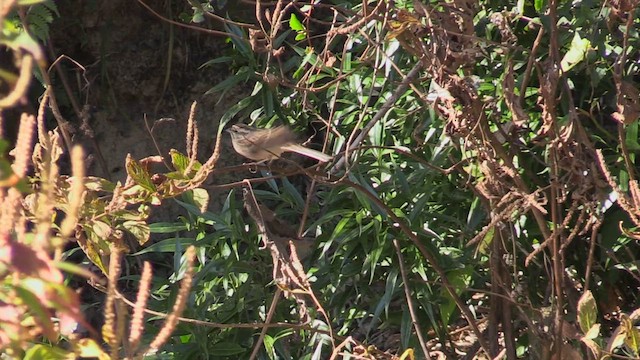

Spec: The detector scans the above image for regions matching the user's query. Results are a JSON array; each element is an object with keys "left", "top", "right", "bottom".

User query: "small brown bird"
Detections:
[
  {"left": 227, "top": 124, "right": 332, "bottom": 162},
  {"left": 257, "top": 204, "right": 316, "bottom": 260}
]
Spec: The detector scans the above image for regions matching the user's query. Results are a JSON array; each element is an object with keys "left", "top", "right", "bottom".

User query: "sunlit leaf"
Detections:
[
  {"left": 289, "top": 13, "right": 305, "bottom": 32},
  {"left": 125, "top": 155, "right": 156, "bottom": 192},
  {"left": 623, "top": 315, "right": 640, "bottom": 354},
  {"left": 607, "top": 325, "right": 626, "bottom": 351},
  {"left": 170, "top": 149, "right": 190, "bottom": 174},
  {"left": 24, "top": 344, "right": 69, "bottom": 360},
  {"left": 122, "top": 220, "right": 150, "bottom": 245},
  {"left": 149, "top": 222, "right": 188, "bottom": 233},
  {"left": 132, "top": 237, "right": 197, "bottom": 255},
  {"left": 399, "top": 348, "right": 415, "bottom": 360},
  {"left": 583, "top": 324, "right": 600, "bottom": 340},
  {"left": 74, "top": 338, "right": 110, "bottom": 360},
  {"left": 561, "top": 33, "right": 591, "bottom": 72},
  {"left": 18, "top": 0, "right": 49, "bottom": 4},
  {"left": 577, "top": 290, "right": 597, "bottom": 334}
]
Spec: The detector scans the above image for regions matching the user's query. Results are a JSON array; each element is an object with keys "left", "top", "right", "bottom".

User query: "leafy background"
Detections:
[{"left": 1, "top": 0, "right": 640, "bottom": 359}]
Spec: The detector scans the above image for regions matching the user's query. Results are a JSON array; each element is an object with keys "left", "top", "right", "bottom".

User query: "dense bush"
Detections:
[{"left": 2, "top": 0, "right": 640, "bottom": 358}]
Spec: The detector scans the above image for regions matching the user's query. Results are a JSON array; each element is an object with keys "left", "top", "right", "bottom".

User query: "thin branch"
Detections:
[
  {"left": 249, "top": 289, "right": 282, "bottom": 360},
  {"left": 393, "top": 239, "right": 431, "bottom": 358},
  {"left": 136, "top": 0, "right": 243, "bottom": 40}
]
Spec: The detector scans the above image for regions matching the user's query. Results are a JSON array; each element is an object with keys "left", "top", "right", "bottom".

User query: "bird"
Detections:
[
  {"left": 226, "top": 124, "right": 332, "bottom": 162},
  {"left": 257, "top": 204, "right": 317, "bottom": 260}
]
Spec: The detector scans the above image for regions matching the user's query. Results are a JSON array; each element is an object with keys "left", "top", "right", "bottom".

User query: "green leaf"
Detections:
[
  {"left": 125, "top": 156, "right": 156, "bottom": 192},
  {"left": 18, "top": 0, "right": 49, "bottom": 4},
  {"left": 400, "top": 308, "right": 412, "bottom": 349},
  {"left": 399, "top": 349, "right": 415, "bottom": 360},
  {"left": 199, "top": 56, "right": 234, "bottom": 69},
  {"left": 476, "top": 226, "right": 495, "bottom": 256},
  {"left": 91, "top": 220, "right": 113, "bottom": 240},
  {"left": 149, "top": 222, "right": 188, "bottom": 233},
  {"left": 184, "top": 188, "right": 210, "bottom": 212},
  {"left": 293, "top": 47, "right": 315, "bottom": 79},
  {"left": 281, "top": 177, "right": 304, "bottom": 209},
  {"left": 218, "top": 96, "right": 253, "bottom": 135},
  {"left": 24, "top": 344, "right": 69, "bottom": 360},
  {"left": 624, "top": 316, "right": 640, "bottom": 354},
  {"left": 561, "top": 33, "right": 591, "bottom": 72},
  {"left": 466, "top": 197, "right": 485, "bottom": 232},
  {"left": 175, "top": 199, "right": 205, "bottom": 217},
  {"left": 0, "top": 22, "right": 44, "bottom": 60},
  {"left": 77, "top": 230, "right": 108, "bottom": 274},
  {"left": 170, "top": 149, "right": 190, "bottom": 174},
  {"left": 366, "top": 237, "right": 385, "bottom": 283},
  {"left": 306, "top": 209, "right": 356, "bottom": 235},
  {"left": 440, "top": 267, "right": 472, "bottom": 326},
  {"left": 625, "top": 121, "right": 640, "bottom": 151},
  {"left": 122, "top": 220, "right": 150, "bottom": 245},
  {"left": 224, "top": 23, "right": 253, "bottom": 60},
  {"left": 204, "top": 66, "right": 252, "bottom": 95},
  {"left": 132, "top": 237, "right": 197, "bottom": 255},
  {"left": 577, "top": 290, "right": 598, "bottom": 334},
  {"left": 192, "top": 10, "right": 205, "bottom": 23},
  {"left": 583, "top": 324, "right": 600, "bottom": 340},
  {"left": 263, "top": 335, "right": 276, "bottom": 360},
  {"left": 211, "top": 342, "right": 246, "bottom": 356},
  {"left": 608, "top": 327, "right": 626, "bottom": 351},
  {"left": 349, "top": 173, "right": 386, "bottom": 217},
  {"left": 367, "top": 269, "right": 398, "bottom": 336},
  {"left": 272, "top": 29, "right": 291, "bottom": 49},
  {"left": 289, "top": 13, "right": 305, "bottom": 32},
  {"left": 54, "top": 261, "right": 98, "bottom": 279}
]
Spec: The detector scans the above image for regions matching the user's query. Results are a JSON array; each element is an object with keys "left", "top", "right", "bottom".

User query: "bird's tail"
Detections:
[{"left": 282, "top": 144, "right": 332, "bottom": 162}]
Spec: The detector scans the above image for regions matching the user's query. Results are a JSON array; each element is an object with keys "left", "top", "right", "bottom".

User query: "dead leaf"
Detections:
[{"left": 613, "top": 80, "right": 640, "bottom": 125}]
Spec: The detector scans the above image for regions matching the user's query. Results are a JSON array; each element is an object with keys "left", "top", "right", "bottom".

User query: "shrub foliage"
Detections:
[{"left": 2, "top": 0, "right": 640, "bottom": 358}]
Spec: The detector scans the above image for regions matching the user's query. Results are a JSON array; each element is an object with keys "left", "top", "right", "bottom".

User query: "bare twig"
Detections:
[
  {"left": 519, "top": 26, "right": 544, "bottom": 105},
  {"left": 249, "top": 289, "right": 283, "bottom": 360},
  {"left": 392, "top": 239, "right": 431, "bottom": 358},
  {"left": 136, "top": 0, "right": 242, "bottom": 40}
]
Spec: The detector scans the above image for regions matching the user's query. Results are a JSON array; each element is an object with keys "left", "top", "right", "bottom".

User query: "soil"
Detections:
[{"left": 48, "top": 0, "right": 248, "bottom": 217}]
